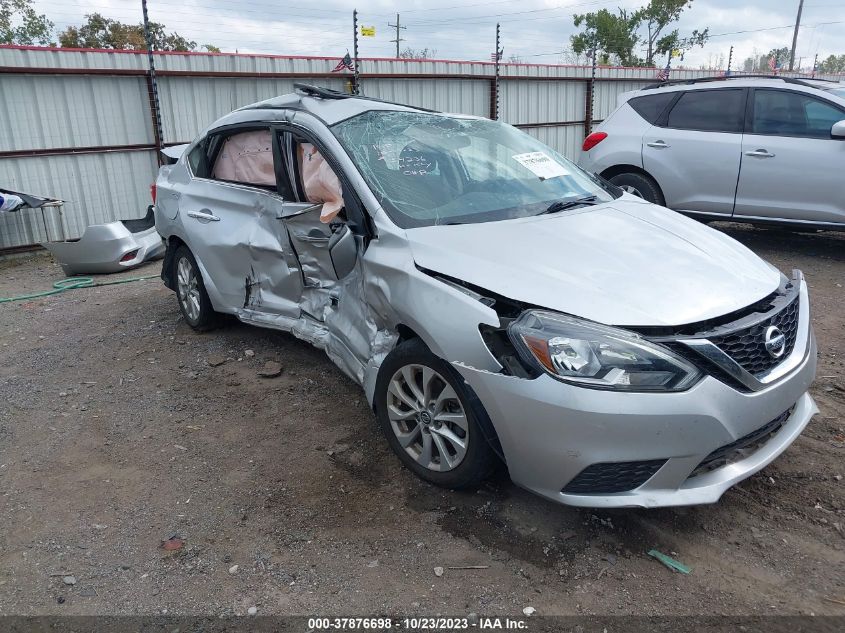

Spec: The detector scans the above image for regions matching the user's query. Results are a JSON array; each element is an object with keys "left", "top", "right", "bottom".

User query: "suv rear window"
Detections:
[
  {"left": 628, "top": 93, "right": 675, "bottom": 124},
  {"left": 665, "top": 88, "right": 745, "bottom": 133}
]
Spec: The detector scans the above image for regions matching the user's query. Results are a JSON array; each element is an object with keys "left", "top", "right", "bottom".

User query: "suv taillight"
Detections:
[
  {"left": 582, "top": 132, "right": 608, "bottom": 152},
  {"left": 150, "top": 183, "right": 157, "bottom": 204}
]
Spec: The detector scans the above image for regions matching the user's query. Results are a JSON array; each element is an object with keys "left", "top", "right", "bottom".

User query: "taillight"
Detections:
[
  {"left": 150, "top": 183, "right": 157, "bottom": 204},
  {"left": 120, "top": 249, "right": 139, "bottom": 263},
  {"left": 582, "top": 132, "right": 608, "bottom": 152}
]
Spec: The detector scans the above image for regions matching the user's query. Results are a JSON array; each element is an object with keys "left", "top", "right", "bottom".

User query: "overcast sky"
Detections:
[{"left": 30, "top": 0, "right": 844, "bottom": 70}]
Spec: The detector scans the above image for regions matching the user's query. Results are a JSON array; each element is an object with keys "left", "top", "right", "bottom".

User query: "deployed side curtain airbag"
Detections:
[
  {"left": 298, "top": 143, "right": 345, "bottom": 223},
  {"left": 212, "top": 130, "right": 275, "bottom": 186}
]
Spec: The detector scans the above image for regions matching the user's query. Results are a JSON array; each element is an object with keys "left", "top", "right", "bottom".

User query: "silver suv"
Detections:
[{"left": 578, "top": 76, "right": 845, "bottom": 229}]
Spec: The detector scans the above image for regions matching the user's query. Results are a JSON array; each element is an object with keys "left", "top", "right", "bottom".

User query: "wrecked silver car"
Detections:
[{"left": 154, "top": 84, "right": 817, "bottom": 508}]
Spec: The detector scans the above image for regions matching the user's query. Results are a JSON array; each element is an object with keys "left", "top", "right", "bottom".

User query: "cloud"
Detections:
[{"left": 30, "top": 0, "right": 842, "bottom": 70}]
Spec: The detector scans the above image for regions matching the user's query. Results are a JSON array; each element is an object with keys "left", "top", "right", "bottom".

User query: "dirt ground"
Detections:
[{"left": 0, "top": 222, "right": 843, "bottom": 618}]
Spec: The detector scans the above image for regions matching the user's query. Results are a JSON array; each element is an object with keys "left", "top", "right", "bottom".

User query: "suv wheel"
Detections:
[
  {"left": 375, "top": 339, "right": 497, "bottom": 489},
  {"left": 609, "top": 172, "right": 665, "bottom": 206},
  {"left": 173, "top": 246, "right": 220, "bottom": 331}
]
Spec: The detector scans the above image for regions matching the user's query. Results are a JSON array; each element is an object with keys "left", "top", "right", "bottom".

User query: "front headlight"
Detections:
[{"left": 508, "top": 310, "right": 701, "bottom": 392}]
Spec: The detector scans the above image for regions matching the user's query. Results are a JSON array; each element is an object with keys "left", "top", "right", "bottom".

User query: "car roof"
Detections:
[
  {"left": 640, "top": 75, "right": 838, "bottom": 94},
  {"left": 231, "top": 83, "right": 435, "bottom": 126}
]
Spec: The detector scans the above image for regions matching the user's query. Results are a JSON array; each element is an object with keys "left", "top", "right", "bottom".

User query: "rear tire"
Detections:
[
  {"left": 173, "top": 246, "right": 221, "bottom": 331},
  {"left": 375, "top": 338, "right": 497, "bottom": 489},
  {"left": 609, "top": 172, "right": 665, "bottom": 206}
]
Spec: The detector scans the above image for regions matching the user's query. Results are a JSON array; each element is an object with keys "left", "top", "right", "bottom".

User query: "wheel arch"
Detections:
[
  {"left": 600, "top": 164, "right": 666, "bottom": 206},
  {"left": 160, "top": 235, "right": 187, "bottom": 290},
  {"left": 374, "top": 330, "right": 506, "bottom": 464}
]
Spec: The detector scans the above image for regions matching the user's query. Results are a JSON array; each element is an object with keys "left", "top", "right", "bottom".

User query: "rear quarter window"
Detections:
[{"left": 627, "top": 92, "right": 676, "bottom": 124}]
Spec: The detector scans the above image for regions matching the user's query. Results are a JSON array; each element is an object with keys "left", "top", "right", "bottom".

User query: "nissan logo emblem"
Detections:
[{"left": 764, "top": 325, "right": 786, "bottom": 359}]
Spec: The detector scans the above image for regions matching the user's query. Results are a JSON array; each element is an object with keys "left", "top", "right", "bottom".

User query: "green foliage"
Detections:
[
  {"left": 57, "top": 13, "right": 197, "bottom": 51},
  {"left": 818, "top": 54, "right": 845, "bottom": 73},
  {"left": 571, "top": 0, "right": 708, "bottom": 68},
  {"left": 203, "top": 44, "right": 221, "bottom": 53},
  {"left": 571, "top": 8, "right": 642, "bottom": 67},
  {"left": 741, "top": 47, "right": 789, "bottom": 73},
  {"left": 1, "top": 0, "right": 54, "bottom": 45}
]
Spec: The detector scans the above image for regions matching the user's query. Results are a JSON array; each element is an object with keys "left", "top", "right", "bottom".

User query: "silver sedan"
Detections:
[{"left": 153, "top": 85, "right": 817, "bottom": 508}]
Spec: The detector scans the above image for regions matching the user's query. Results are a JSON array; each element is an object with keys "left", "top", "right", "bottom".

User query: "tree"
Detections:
[
  {"left": 571, "top": 8, "right": 641, "bottom": 67},
  {"left": 398, "top": 47, "right": 437, "bottom": 59},
  {"left": 203, "top": 44, "right": 221, "bottom": 53},
  {"left": 818, "top": 54, "right": 845, "bottom": 73},
  {"left": 637, "top": 0, "right": 707, "bottom": 66},
  {"left": 58, "top": 13, "right": 199, "bottom": 51},
  {"left": 570, "top": 0, "right": 707, "bottom": 68},
  {"left": 1, "top": 0, "right": 54, "bottom": 45}
]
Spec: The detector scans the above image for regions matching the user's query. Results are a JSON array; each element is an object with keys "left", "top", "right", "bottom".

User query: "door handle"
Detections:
[
  {"left": 187, "top": 210, "right": 220, "bottom": 222},
  {"left": 646, "top": 140, "right": 669, "bottom": 148},
  {"left": 744, "top": 149, "right": 775, "bottom": 158}
]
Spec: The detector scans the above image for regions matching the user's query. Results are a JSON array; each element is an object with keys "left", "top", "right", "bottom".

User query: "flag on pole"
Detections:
[
  {"left": 490, "top": 49, "right": 503, "bottom": 62},
  {"left": 331, "top": 53, "right": 354, "bottom": 73},
  {"left": 656, "top": 58, "right": 671, "bottom": 82},
  {"left": 768, "top": 56, "right": 780, "bottom": 73},
  {"left": 360, "top": 25, "right": 375, "bottom": 37}
]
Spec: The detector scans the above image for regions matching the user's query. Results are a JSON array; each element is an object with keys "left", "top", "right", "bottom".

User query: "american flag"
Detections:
[
  {"left": 490, "top": 49, "right": 503, "bottom": 63},
  {"left": 768, "top": 56, "right": 779, "bottom": 72},
  {"left": 656, "top": 60, "right": 671, "bottom": 82},
  {"left": 331, "top": 53, "right": 354, "bottom": 73}
]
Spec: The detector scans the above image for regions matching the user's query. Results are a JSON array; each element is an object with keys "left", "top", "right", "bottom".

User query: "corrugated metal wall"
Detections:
[{"left": 2, "top": 46, "right": 842, "bottom": 250}]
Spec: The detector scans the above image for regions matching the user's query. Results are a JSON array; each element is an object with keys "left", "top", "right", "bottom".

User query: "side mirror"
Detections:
[
  {"left": 832, "top": 120, "right": 845, "bottom": 139},
  {"left": 328, "top": 224, "right": 357, "bottom": 279}
]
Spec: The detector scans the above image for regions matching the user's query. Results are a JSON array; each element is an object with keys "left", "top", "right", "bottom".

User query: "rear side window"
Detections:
[
  {"left": 752, "top": 89, "right": 845, "bottom": 138},
  {"left": 210, "top": 128, "right": 276, "bottom": 188},
  {"left": 628, "top": 93, "right": 676, "bottom": 124},
  {"left": 666, "top": 89, "right": 745, "bottom": 133},
  {"left": 187, "top": 143, "right": 206, "bottom": 177}
]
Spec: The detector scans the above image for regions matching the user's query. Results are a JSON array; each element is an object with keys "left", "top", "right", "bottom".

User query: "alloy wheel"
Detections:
[
  {"left": 386, "top": 364, "right": 469, "bottom": 472},
  {"left": 176, "top": 256, "right": 201, "bottom": 322}
]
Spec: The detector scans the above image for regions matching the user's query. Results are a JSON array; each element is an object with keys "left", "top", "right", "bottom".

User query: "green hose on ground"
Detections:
[{"left": 0, "top": 274, "right": 160, "bottom": 303}]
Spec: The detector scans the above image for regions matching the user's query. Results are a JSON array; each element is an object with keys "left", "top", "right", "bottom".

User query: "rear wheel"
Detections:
[
  {"left": 609, "top": 172, "right": 665, "bottom": 206},
  {"left": 173, "top": 246, "right": 220, "bottom": 331},
  {"left": 375, "top": 339, "right": 497, "bottom": 489}
]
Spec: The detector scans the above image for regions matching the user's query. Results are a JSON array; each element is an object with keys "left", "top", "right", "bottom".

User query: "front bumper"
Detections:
[{"left": 454, "top": 324, "right": 818, "bottom": 509}]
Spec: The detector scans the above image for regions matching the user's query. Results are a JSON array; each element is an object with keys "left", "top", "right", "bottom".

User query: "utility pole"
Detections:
[
  {"left": 493, "top": 23, "right": 501, "bottom": 120},
  {"left": 388, "top": 13, "right": 406, "bottom": 59},
  {"left": 352, "top": 9, "right": 360, "bottom": 95},
  {"left": 812, "top": 53, "right": 818, "bottom": 78},
  {"left": 141, "top": 0, "right": 163, "bottom": 162},
  {"left": 789, "top": 0, "right": 804, "bottom": 71},
  {"left": 726, "top": 45, "right": 733, "bottom": 76}
]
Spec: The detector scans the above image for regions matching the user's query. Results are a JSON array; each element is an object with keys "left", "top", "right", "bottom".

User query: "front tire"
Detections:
[
  {"left": 609, "top": 172, "right": 665, "bottom": 206},
  {"left": 375, "top": 338, "right": 497, "bottom": 489},
  {"left": 173, "top": 246, "right": 220, "bottom": 331}
]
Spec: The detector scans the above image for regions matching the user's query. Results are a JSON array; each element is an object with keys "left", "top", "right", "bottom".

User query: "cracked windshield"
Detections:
[{"left": 332, "top": 111, "right": 617, "bottom": 227}]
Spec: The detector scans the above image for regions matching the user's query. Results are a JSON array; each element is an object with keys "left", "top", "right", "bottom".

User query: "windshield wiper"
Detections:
[{"left": 540, "top": 195, "right": 599, "bottom": 215}]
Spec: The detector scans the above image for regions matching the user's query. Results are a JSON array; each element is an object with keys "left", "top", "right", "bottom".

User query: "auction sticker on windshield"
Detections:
[{"left": 512, "top": 151, "right": 570, "bottom": 180}]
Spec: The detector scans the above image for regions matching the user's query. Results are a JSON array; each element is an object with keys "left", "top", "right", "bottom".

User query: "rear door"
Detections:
[
  {"left": 733, "top": 88, "right": 845, "bottom": 224},
  {"left": 642, "top": 87, "right": 746, "bottom": 215}
]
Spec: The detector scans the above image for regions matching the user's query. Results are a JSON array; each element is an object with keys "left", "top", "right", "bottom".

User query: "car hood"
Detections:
[{"left": 405, "top": 199, "right": 781, "bottom": 327}]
